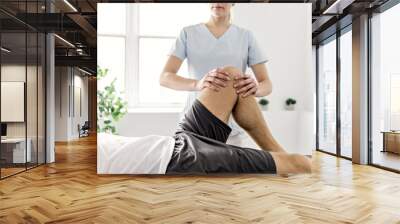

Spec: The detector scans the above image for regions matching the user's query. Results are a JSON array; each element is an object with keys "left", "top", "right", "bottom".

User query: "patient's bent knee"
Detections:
[
  {"left": 220, "top": 66, "right": 242, "bottom": 79},
  {"left": 198, "top": 66, "right": 241, "bottom": 96}
]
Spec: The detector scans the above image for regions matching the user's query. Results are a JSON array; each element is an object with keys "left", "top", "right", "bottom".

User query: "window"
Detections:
[
  {"left": 317, "top": 28, "right": 353, "bottom": 158},
  {"left": 318, "top": 37, "right": 337, "bottom": 154},
  {"left": 130, "top": 3, "right": 209, "bottom": 108},
  {"left": 97, "top": 4, "right": 126, "bottom": 92},
  {"left": 390, "top": 74, "right": 400, "bottom": 130},
  {"left": 97, "top": 4, "right": 126, "bottom": 35},
  {"left": 97, "top": 36, "right": 125, "bottom": 91},
  {"left": 340, "top": 29, "right": 352, "bottom": 158},
  {"left": 0, "top": 2, "right": 46, "bottom": 179},
  {"left": 98, "top": 3, "right": 210, "bottom": 109},
  {"left": 370, "top": 2, "right": 400, "bottom": 171}
]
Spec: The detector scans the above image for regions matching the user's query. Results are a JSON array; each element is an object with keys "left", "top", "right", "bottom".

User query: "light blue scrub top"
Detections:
[{"left": 168, "top": 23, "right": 268, "bottom": 136}]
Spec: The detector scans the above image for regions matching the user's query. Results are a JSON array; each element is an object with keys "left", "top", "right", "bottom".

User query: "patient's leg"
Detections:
[
  {"left": 270, "top": 152, "right": 312, "bottom": 174},
  {"left": 193, "top": 66, "right": 311, "bottom": 174},
  {"left": 232, "top": 95, "right": 286, "bottom": 153},
  {"left": 197, "top": 66, "right": 241, "bottom": 123},
  {"left": 197, "top": 66, "right": 286, "bottom": 153}
]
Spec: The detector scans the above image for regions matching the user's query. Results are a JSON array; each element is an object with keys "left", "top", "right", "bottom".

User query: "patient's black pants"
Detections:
[{"left": 166, "top": 99, "right": 277, "bottom": 174}]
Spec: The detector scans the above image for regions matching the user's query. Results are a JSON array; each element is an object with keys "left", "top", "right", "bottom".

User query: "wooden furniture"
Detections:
[{"left": 382, "top": 131, "right": 400, "bottom": 154}]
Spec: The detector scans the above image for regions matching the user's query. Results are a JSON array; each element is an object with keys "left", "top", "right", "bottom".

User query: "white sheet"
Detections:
[{"left": 97, "top": 133, "right": 175, "bottom": 174}]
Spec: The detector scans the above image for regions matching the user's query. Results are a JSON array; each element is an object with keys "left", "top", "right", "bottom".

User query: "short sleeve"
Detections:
[
  {"left": 168, "top": 28, "right": 187, "bottom": 61},
  {"left": 247, "top": 30, "right": 268, "bottom": 66}
]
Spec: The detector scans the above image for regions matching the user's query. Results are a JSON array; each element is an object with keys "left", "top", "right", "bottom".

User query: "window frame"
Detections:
[
  {"left": 125, "top": 4, "right": 186, "bottom": 110},
  {"left": 314, "top": 0, "right": 400, "bottom": 173},
  {"left": 389, "top": 74, "right": 400, "bottom": 130},
  {"left": 369, "top": 1, "right": 400, "bottom": 173},
  {"left": 315, "top": 24, "right": 353, "bottom": 161},
  {"left": 97, "top": 4, "right": 128, "bottom": 104},
  {"left": 338, "top": 27, "right": 353, "bottom": 158},
  {"left": 316, "top": 34, "right": 338, "bottom": 156}
]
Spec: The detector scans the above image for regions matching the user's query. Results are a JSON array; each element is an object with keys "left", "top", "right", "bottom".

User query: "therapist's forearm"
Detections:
[
  {"left": 255, "top": 80, "right": 272, "bottom": 97},
  {"left": 160, "top": 72, "right": 198, "bottom": 91}
]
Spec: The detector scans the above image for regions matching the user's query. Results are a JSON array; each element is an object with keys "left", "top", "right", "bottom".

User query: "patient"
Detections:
[{"left": 98, "top": 66, "right": 311, "bottom": 175}]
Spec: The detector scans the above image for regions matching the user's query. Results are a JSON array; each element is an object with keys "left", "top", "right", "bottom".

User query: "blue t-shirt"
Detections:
[{"left": 168, "top": 23, "right": 268, "bottom": 136}]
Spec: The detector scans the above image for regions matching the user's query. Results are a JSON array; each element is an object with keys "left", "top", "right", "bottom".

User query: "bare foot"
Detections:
[{"left": 293, "top": 155, "right": 312, "bottom": 173}]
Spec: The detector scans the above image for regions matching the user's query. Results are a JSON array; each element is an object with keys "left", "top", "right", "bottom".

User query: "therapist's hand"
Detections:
[
  {"left": 195, "top": 68, "right": 231, "bottom": 92},
  {"left": 233, "top": 74, "right": 259, "bottom": 97}
]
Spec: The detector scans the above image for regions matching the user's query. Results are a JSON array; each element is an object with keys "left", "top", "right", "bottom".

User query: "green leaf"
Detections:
[{"left": 97, "top": 66, "right": 128, "bottom": 134}]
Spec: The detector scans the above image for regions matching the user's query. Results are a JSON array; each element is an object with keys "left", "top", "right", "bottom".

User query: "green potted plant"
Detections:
[
  {"left": 285, "top": 98, "right": 297, "bottom": 111},
  {"left": 97, "top": 66, "right": 128, "bottom": 134},
  {"left": 258, "top": 98, "right": 269, "bottom": 111}
]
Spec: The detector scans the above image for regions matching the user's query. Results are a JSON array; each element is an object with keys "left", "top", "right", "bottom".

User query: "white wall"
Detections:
[
  {"left": 72, "top": 74, "right": 89, "bottom": 138},
  {"left": 1, "top": 64, "right": 47, "bottom": 163},
  {"left": 1, "top": 65, "right": 41, "bottom": 137},
  {"left": 55, "top": 67, "right": 68, "bottom": 141},
  {"left": 114, "top": 3, "right": 315, "bottom": 155},
  {"left": 233, "top": 4, "right": 314, "bottom": 112},
  {"left": 55, "top": 67, "right": 89, "bottom": 141}
]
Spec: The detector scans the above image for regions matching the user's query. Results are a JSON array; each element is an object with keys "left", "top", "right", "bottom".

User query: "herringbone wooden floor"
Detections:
[{"left": 1, "top": 134, "right": 400, "bottom": 224}]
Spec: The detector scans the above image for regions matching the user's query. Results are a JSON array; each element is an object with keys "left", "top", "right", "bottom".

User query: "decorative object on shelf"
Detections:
[
  {"left": 285, "top": 98, "right": 297, "bottom": 111},
  {"left": 258, "top": 98, "right": 269, "bottom": 111},
  {"left": 97, "top": 66, "right": 128, "bottom": 134}
]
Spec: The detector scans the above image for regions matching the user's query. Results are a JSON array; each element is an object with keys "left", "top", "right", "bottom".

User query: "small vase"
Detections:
[{"left": 285, "top": 104, "right": 295, "bottom": 111}]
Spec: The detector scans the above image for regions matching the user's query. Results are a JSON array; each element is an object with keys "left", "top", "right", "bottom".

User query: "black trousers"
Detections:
[{"left": 166, "top": 99, "right": 276, "bottom": 174}]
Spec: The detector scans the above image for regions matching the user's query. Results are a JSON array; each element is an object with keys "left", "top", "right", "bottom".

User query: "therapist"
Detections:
[{"left": 160, "top": 2, "right": 272, "bottom": 146}]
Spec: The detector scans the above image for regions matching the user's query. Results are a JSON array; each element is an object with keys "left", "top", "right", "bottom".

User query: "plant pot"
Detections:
[{"left": 285, "top": 104, "right": 295, "bottom": 111}]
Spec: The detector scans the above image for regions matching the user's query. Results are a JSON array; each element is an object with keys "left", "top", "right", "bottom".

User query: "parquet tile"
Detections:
[{"left": 1, "top": 134, "right": 400, "bottom": 223}]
